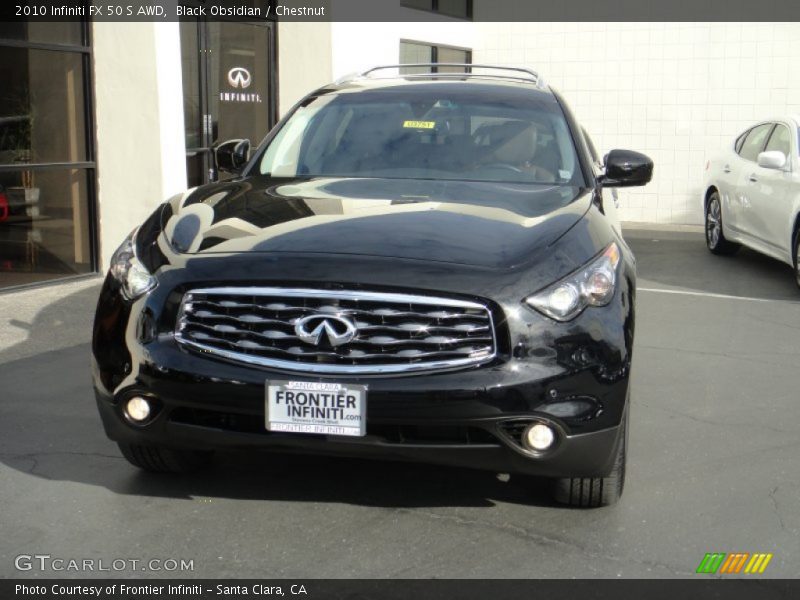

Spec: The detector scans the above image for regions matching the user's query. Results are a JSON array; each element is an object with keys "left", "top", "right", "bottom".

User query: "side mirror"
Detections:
[
  {"left": 757, "top": 150, "right": 787, "bottom": 170},
  {"left": 600, "top": 149, "right": 654, "bottom": 187},
  {"left": 214, "top": 139, "right": 251, "bottom": 174}
]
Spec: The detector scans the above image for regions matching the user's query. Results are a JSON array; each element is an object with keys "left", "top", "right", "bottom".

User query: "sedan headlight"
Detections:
[
  {"left": 524, "top": 242, "right": 621, "bottom": 321},
  {"left": 109, "top": 229, "right": 157, "bottom": 301}
]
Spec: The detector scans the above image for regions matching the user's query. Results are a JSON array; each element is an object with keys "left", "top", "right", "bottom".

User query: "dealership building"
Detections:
[{"left": 1, "top": 5, "right": 799, "bottom": 290}]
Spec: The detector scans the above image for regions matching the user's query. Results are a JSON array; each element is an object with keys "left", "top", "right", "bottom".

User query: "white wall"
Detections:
[
  {"left": 38, "top": 18, "right": 800, "bottom": 289},
  {"left": 92, "top": 22, "right": 186, "bottom": 269},
  {"left": 330, "top": 21, "right": 476, "bottom": 82},
  {"left": 90, "top": 19, "right": 800, "bottom": 276},
  {"left": 476, "top": 22, "right": 800, "bottom": 224},
  {"left": 278, "top": 22, "right": 333, "bottom": 116}
]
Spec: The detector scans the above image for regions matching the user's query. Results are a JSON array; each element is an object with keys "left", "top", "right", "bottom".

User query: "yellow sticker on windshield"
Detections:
[{"left": 403, "top": 120, "right": 436, "bottom": 129}]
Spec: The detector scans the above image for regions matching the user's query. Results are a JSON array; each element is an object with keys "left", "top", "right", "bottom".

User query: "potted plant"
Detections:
[
  {"left": 8, "top": 148, "right": 40, "bottom": 218},
  {"left": 1, "top": 96, "right": 40, "bottom": 217}
]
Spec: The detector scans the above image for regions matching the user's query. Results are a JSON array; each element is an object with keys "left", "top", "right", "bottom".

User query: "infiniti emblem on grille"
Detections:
[{"left": 294, "top": 315, "right": 358, "bottom": 347}]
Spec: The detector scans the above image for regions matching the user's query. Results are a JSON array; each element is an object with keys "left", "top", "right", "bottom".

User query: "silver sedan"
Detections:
[{"left": 703, "top": 116, "right": 800, "bottom": 288}]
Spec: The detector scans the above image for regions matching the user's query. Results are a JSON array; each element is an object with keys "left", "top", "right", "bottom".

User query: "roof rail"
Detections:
[{"left": 351, "top": 64, "right": 545, "bottom": 88}]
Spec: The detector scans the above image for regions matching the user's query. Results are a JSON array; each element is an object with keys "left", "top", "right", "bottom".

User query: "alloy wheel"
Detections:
[
  {"left": 795, "top": 237, "right": 800, "bottom": 288},
  {"left": 706, "top": 196, "right": 721, "bottom": 249}
]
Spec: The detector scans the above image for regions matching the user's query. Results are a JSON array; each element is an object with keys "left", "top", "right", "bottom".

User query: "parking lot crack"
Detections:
[
  {"left": 398, "top": 508, "right": 691, "bottom": 576},
  {"left": 0, "top": 450, "right": 122, "bottom": 458},
  {"left": 0, "top": 450, "right": 123, "bottom": 478},
  {"left": 768, "top": 486, "right": 788, "bottom": 532},
  {"left": 7, "top": 455, "right": 39, "bottom": 476}
]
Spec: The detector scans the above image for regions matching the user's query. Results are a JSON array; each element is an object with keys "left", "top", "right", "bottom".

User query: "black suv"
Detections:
[{"left": 92, "top": 65, "right": 652, "bottom": 507}]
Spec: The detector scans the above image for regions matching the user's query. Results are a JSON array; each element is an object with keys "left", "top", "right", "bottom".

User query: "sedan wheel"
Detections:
[
  {"left": 794, "top": 234, "right": 800, "bottom": 289},
  {"left": 705, "top": 192, "right": 739, "bottom": 255}
]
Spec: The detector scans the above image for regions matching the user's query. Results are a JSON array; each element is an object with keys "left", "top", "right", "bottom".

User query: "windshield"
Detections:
[{"left": 258, "top": 87, "right": 585, "bottom": 186}]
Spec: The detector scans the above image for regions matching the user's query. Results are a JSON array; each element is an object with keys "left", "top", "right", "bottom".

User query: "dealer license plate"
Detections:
[{"left": 265, "top": 380, "right": 367, "bottom": 437}]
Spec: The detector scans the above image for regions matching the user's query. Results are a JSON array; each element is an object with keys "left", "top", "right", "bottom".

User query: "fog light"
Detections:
[
  {"left": 524, "top": 423, "right": 555, "bottom": 451},
  {"left": 125, "top": 396, "right": 151, "bottom": 422}
]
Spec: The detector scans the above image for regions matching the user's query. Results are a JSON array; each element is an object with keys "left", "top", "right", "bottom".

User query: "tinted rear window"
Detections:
[{"left": 258, "top": 87, "right": 584, "bottom": 186}]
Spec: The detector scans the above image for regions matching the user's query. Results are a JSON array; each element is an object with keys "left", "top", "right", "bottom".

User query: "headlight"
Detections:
[
  {"left": 109, "top": 229, "right": 157, "bottom": 301},
  {"left": 524, "top": 242, "right": 621, "bottom": 321}
]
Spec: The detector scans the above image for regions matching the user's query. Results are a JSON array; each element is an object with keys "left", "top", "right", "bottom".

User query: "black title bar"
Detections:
[
  {"left": 4, "top": 0, "right": 800, "bottom": 22},
  {"left": 4, "top": 579, "right": 800, "bottom": 600}
]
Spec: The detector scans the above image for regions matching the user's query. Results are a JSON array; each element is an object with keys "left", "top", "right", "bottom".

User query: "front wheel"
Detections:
[
  {"left": 117, "top": 442, "right": 213, "bottom": 473},
  {"left": 551, "top": 409, "right": 628, "bottom": 508},
  {"left": 794, "top": 233, "right": 800, "bottom": 290},
  {"left": 705, "top": 191, "right": 739, "bottom": 255}
]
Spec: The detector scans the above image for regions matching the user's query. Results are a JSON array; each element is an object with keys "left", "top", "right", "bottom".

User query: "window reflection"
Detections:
[
  {"left": 181, "top": 20, "right": 274, "bottom": 187},
  {"left": 399, "top": 41, "right": 472, "bottom": 75},
  {"left": 0, "top": 23, "right": 94, "bottom": 290},
  {"left": 0, "top": 48, "right": 87, "bottom": 164},
  {"left": 0, "top": 22, "right": 84, "bottom": 46},
  {"left": 0, "top": 169, "right": 92, "bottom": 287}
]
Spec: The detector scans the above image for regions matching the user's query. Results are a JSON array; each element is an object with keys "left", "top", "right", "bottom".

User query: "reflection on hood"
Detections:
[{"left": 163, "top": 176, "right": 590, "bottom": 269}]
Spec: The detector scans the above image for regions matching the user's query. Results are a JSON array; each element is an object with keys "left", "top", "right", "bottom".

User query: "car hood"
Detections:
[{"left": 162, "top": 176, "right": 591, "bottom": 269}]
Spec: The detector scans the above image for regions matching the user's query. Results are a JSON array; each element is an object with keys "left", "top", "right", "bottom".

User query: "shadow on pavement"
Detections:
[
  {"left": 624, "top": 229, "right": 799, "bottom": 301},
  {"left": 1, "top": 343, "right": 556, "bottom": 508},
  {"left": 4, "top": 232, "right": 797, "bottom": 511},
  {"left": 111, "top": 453, "right": 556, "bottom": 508},
  {"left": 0, "top": 281, "right": 102, "bottom": 365},
  {"left": 0, "top": 283, "right": 557, "bottom": 509}
]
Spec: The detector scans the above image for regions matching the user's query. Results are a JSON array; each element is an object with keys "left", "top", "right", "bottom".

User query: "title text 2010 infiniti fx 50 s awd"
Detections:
[{"left": 92, "top": 65, "right": 653, "bottom": 507}]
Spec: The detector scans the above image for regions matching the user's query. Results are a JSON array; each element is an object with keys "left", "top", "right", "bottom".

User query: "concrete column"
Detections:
[
  {"left": 277, "top": 22, "right": 333, "bottom": 117},
  {"left": 92, "top": 21, "right": 186, "bottom": 270}
]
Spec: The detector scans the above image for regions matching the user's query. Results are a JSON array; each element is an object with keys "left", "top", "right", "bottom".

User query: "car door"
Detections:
[
  {"left": 713, "top": 129, "right": 749, "bottom": 231},
  {"left": 729, "top": 122, "right": 775, "bottom": 242},
  {"left": 742, "top": 122, "right": 797, "bottom": 262}
]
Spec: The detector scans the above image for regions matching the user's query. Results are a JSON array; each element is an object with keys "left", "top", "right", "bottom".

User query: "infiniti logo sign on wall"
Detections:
[
  {"left": 220, "top": 66, "right": 262, "bottom": 104},
  {"left": 227, "top": 66, "right": 252, "bottom": 89}
]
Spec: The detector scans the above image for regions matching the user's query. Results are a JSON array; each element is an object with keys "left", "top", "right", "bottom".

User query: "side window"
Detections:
[
  {"left": 738, "top": 123, "right": 774, "bottom": 162},
  {"left": 764, "top": 124, "right": 791, "bottom": 158},
  {"left": 734, "top": 130, "right": 750, "bottom": 154}
]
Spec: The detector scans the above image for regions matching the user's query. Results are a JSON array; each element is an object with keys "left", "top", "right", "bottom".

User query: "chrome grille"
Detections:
[{"left": 174, "top": 287, "right": 497, "bottom": 374}]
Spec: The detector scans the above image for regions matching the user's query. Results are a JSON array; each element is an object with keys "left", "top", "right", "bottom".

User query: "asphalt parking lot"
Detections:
[{"left": 1, "top": 228, "right": 799, "bottom": 579}]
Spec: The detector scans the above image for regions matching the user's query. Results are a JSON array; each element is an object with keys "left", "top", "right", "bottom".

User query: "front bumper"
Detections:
[
  {"left": 96, "top": 388, "right": 624, "bottom": 478},
  {"left": 92, "top": 256, "right": 634, "bottom": 479}
]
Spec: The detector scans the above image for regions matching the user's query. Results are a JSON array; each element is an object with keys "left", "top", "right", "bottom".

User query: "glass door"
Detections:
[
  {"left": 181, "top": 18, "right": 276, "bottom": 187},
  {"left": 0, "top": 22, "right": 97, "bottom": 290}
]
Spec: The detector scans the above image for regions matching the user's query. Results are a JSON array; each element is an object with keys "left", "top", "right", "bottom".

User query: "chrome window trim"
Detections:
[{"left": 174, "top": 287, "right": 498, "bottom": 375}]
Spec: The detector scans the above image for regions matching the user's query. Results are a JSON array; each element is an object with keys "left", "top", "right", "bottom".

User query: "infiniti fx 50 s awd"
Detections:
[
  {"left": 92, "top": 65, "right": 653, "bottom": 507},
  {"left": 703, "top": 116, "right": 800, "bottom": 288}
]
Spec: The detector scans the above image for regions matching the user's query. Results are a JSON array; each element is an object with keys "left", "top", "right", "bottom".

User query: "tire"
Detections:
[
  {"left": 551, "top": 408, "right": 628, "bottom": 508},
  {"left": 117, "top": 442, "right": 213, "bottom": 473},
  {"left": 705, "top": 191, "right": 739, "bottom": 255},
  {"left": 794, "top": 232, "right": 800, "bottom": 290}
]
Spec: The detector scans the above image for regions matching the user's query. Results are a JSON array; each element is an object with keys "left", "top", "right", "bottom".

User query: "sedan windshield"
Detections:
[{"left": 258, "top": 86, "right": 585, "bottom": 186}]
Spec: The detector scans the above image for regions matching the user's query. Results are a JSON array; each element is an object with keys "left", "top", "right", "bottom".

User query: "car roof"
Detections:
[
  {"left": 315, "top": 76, "right": 557, "bottom": 101},
  {"left": 755, "top": 115, "right": 800, "bottom": 127},
  {"left": 318, "top": 64, "right": 552, "bottom": 96},
  {"left": 735, "top": 116, "right": 800, "bottom": 136}
]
